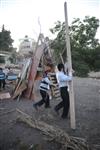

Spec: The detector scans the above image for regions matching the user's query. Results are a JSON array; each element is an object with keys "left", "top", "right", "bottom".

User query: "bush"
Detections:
[
  {"left": 94, "top": 60, "right": 100, "bottom": 71},
  {"left": 0, "top": 56, "right": 5, "bottom": 63},
  {"left": 73, "top": 61, "right": 89, "bottom": 77}
]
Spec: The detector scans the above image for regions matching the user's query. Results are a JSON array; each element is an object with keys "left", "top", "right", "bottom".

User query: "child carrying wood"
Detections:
[{"left": 33, "top": 71, "right": 55, "bottom": 110}]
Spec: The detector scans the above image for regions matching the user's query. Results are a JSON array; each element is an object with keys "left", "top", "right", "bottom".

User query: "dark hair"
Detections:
[
  {"left": 57, "top": 63, "right": 64, "bottom": 71},
  {"left": 0, "top": 68, "right": 3, "bottom": 71},
  {"left": 43, "top": 71, "right": 47, "bottom": 77}
]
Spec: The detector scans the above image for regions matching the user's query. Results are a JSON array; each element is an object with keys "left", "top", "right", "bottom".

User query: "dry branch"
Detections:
[
  {"left": 16, "top": 109, "right": 90, "bottom": 150},
  {"left": 0, "top": 109, "right": 15, "bottom": 117}
]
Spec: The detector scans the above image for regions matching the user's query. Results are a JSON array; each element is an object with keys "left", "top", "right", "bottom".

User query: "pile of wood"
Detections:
[
  {"left": 16, "top": 109, "right": 90, "bottom": 150},
  {"left": 12, "top": 58, "right": 31, "bottom": 100},
  {"left": 12, "top": 34, "right": 54, "bottom": 100}
]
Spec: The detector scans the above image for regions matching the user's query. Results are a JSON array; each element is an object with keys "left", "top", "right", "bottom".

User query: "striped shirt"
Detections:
[
  {"left": 0, "top": 72, "right": 6, "bottom": 80},
  {"left": 39, "top": 77, "right": 51, "bottom": 92}
]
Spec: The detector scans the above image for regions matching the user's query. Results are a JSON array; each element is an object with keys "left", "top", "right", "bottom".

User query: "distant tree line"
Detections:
[
  {"left": 0, "top": 25, "right": 16, "bottom": 63},
  {"left": 50, "top": 16, "right": 100, "bottom": 76}
]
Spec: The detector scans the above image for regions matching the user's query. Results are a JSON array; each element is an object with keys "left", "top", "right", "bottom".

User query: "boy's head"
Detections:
[
  {"left": 43, "top": 71, "right": 48, "bottom": 77},
  {"left": 57, "top": 63, "right": 64, "bottom": 71},
  {"left": 0, "top": 68, "right": 3, "bottom": 71}
]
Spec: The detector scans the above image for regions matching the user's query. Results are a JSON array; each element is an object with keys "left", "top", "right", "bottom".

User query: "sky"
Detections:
[{"left": 0, "top": 0, "right": 100, "bottom": 49}]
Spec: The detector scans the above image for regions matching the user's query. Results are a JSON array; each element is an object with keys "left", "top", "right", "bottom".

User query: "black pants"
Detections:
[
  {"left": 0, "top": 79, "right": 5, "bottom": 89},
  {"left": 36, "top": 90, "right": 50, "bottom": 108},
  {"left": 55, "top": 86, "right": 69, "bottom": 118}
]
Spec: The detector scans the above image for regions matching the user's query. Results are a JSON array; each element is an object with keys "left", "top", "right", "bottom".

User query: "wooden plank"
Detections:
[
  {"left": 12, "top": 82, "right": 27, "bottom": 99},
  {"left": 48, "top": 73, "right": 56, "bottom": 76},
  {"left": 53, "top": 90, "right": 60, "bottom": 94},
  {"left": 49, "top": 77, "right": 56, "bottom": 80},
  {"left": 64, "top": 2, "right": 76, "bottom": 129},
  {"left": 53, "top": 89, "right": 60, "bottom": 92},
  {"left": 25, "top": 34, "right": 45, "bottom": 99},
  {"left": 0, "top": 92, "right": 11, "bottom": 100},
  {"left": 54, "top": 93, "right": 61, "bottom": 97},
  {"left": 52, "top": 83, "right": 59, "bottom": 86},
  {"left": 54, "top": 98, "right": 61, "bottom": 101},
  {"left": 55, "top": 95, "right": 61, "bottom": 98},
  {"left": 13, "top": 59, "right": 31, "bottom": 96},
  {"left": 59, "top": 53, "right": 64, "bottom": 64},
  {"left": 52, "top": 88, "right": 59, "bottom": 93}
]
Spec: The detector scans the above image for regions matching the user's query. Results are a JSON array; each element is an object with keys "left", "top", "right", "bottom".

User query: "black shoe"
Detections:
[
  {"left": 54, "top": 107, "right": 59, "bottom": 115},
  {"left": 45, "top": 106, "right": 51, "bottom": 108},
  {"left": 33, "top": 104, "right": 38, "bottom": 110}
]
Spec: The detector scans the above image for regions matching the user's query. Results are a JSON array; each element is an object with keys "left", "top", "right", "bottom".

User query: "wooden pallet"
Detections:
[{"left": 48, "top": 73, "right": 61, "bottom": 101}]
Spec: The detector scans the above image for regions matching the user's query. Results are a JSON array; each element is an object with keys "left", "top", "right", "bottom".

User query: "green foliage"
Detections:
[
  {"left": 0, "top": 25, "right": 14, "bottom": 52},
  {"left": 50, "top": 21, "right": 66, "bottom": 63},
  {"left": 73, "top": 60, "right": 89, "bottom": 77},
  {"left": 92, "top": 46, "right": 100, "bottom": 71},
  {"left": 70, "top": 16, "right": 99, "bottom": 49},
  {"left": 50, "top": 16, "right": 100, "bottom": 76},
  {"left": 0, "top": 56, "right": 5, "bottom": 63},
  {"left": 94, "top": 60, "right": 100, "bottom": 71}
]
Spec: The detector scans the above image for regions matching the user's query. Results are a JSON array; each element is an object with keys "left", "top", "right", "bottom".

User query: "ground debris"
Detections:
[
  {"left": 0, "top": 108, "right": 15, "bottom": 117},
  {"left": 0, "top": 92, "right": 11, "bottom": 100},
  {"left": 16, "top": 108, "right": 90, "bottom": 150}
]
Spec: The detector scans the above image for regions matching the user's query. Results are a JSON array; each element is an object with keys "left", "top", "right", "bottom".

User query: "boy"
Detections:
[
  {"left": 33, "top": 71, "right": 55, "bottom": 110},
  {"left": 55, "top": 63, "right": 72, "bottom": 119},
  {"left": 0, "top": 68, "right": 6, "bottom": 89}
]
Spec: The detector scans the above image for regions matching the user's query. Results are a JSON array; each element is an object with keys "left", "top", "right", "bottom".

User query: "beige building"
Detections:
[{"left": 18, "top": 35, "right": 36, "bottom": 57}]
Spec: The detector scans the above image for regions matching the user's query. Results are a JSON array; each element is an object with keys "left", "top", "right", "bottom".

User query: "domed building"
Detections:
[
  {"left": 16, "top": 35, "right": 36, "bottom": 66},
  {"left": 18, "top": 35, "right": 36, "bottom": 57}
]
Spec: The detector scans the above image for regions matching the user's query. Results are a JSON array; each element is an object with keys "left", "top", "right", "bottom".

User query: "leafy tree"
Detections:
[
  {"left": 0, "top": 25, "right": 14, "bottom": 52},
  {"left": 50, "top": 16, "right": 100, "bottom": 76},
  {"left": 70, "top": 16, "right": 99, "bottom": 49},
  {"left": 92, "top": 46, "right": 100, "bottom": 71}
]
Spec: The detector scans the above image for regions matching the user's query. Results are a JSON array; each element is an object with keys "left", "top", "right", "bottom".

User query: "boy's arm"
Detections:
[
  {"left": 3, "top": 73, "right": 6, "bottom": 79},
  {"left": 45, "top": 77, "right": 56, "bottom": 87},
  {"left": 59, "top": 74, "right": 72, "bottom": 82}
]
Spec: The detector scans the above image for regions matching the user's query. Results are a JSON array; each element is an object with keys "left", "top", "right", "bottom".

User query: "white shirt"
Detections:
[{"left": 56, "top": 71, "right": 72, "bottom": 88}]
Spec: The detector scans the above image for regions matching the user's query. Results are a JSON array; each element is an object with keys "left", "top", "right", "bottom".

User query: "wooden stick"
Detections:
[
  {"left": 59, "top": 53, "right": 64, "bottom": 65},
  {"left": 16, "top": 108, "right": 32, "bottom": 119},
  {"left": 64, "top": 2, "right": 76, "bottom": 129}
]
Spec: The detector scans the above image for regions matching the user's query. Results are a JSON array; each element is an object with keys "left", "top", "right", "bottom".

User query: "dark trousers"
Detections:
[
  {"left": 36, "top": 90, "right": 50, "bottom": 108},
  {"left": 0, "top": 79, "right": 5, "bottom": 89},
  {"left": 55, "top": 86, "right": 69, "bottom": 118}
]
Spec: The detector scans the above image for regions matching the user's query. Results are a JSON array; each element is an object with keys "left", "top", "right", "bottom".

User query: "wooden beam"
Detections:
[
  {"left": 25, "top": 34, "right": 45, "bottom": 99},
  {"left": 59, "top": 53, "right": 64, "bottom": 65},
  {"left": 64, "top": 2, "right": 76, "bottom": 129}
]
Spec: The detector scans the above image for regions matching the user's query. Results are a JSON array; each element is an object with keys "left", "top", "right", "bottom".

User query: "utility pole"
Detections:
[{"left": 64, "top": 1, "right": 76, "bottom": 129}]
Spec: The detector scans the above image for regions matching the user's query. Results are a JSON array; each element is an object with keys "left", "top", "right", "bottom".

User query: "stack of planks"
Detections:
[{"left": 48, "top": 73, "right": 61, "bottom": 101}]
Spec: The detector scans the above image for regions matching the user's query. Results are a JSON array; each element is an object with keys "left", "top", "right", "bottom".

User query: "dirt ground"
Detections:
[{"left": 0, "top": 77, "right": 100, "bottom": 150}]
